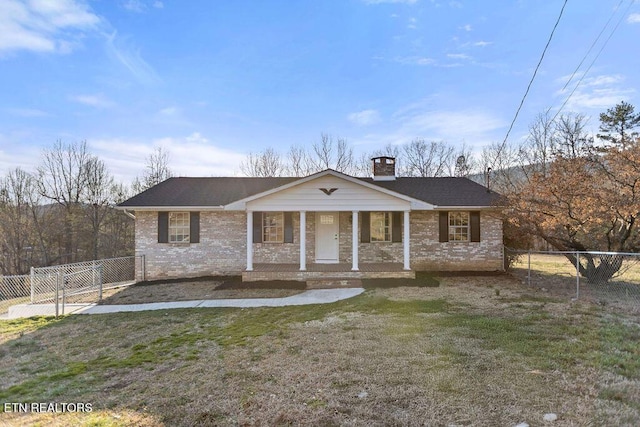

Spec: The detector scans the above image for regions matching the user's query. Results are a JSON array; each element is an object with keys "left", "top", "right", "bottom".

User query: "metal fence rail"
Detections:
[
  {"left": 0, "top": 275, "right": 32, "bottom": 317},
  {"left": 507, "top": 248, "right": 640, "bottom": 308},
  {"left": 1, "top": 255, "right": 143, "bottom": 318}
]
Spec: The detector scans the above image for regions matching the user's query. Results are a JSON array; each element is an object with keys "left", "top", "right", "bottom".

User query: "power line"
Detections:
[
  {"left": 493, "top": 0, "right": 569, "bottom": 164},
  {"left": 559, "top": 0, "right": 624, "bottom": 93},
  {"left": 551, "top": 0, "right": 634, "bottom": 122}
]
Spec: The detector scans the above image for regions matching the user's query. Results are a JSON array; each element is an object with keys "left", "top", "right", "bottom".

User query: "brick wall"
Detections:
[
  {"left": 409, "top": 211, "right": 504, "bottom": 271},
  {"left": 136, "top": 211, "right": 246, "bottom": 279},
  {"left": 136, "top": 210, "right": 503, "bottom": 280}
]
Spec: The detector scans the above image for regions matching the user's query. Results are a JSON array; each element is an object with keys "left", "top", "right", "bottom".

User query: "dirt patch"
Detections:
[{"left": 99, "top": 278, "right": 304, "bottom": 305}]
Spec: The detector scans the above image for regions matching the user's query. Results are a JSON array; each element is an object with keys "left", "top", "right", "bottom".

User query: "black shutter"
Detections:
[
  {"left": 253, "top": 211, "right": 263, "bottom": 243},
  {"left": 470, "top": 211, "right": 481, "bottom": 242},
  {"left": 391, "top": 212, "right": 402, "bottom": 242},
  {"left": 158, "top": 212, "right": 168, "bottom": 243},
  {"left": 360, "top": 212, "right": 370, "bottom": 243},
  {"left": 190, "top": 212, "right": 200, "bottom": 243},
  {"left": 284, "top": 212, "right": 293, "bottom": 243},
  {"left": 439, "top": 211, "right": 449, "bottom": 243}
]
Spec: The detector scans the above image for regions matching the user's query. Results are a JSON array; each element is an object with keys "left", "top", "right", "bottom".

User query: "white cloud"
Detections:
[
  {"left": 90, "top": 133, "right": 247, "bottom": 183},
  {"left": 6, "top": 107, "right": 50, "bottom": 117},
  {"left": 70, "top": 94, "right": 114, "bottom": 108},
  {"left": 473, "top": 41, "right": 492, "bottom": 47},
  {"left": 159, "top": 106, "right": 178, "bottom": 116},
  {"left": 363, "top": 0, "right": 418, "bottom": 4},
  {"left": 122, "top": 0, "right": 164, "bottom": 13},
  {"left": 105, "top": 31, "right": 161, "bottom": 85},
  {"left": 348, "top": 109, "right": 381, "bottom": 126},
  {"left": 122, "top": 0, "right": 147, "bottom": 13},
  {"left": 396, "top": 109, "right": 505, "bottom": 141},
  {"left": 447, "top": 53, "right": 471, "bottom": 60},
  {"left": 352, "top": 102, "right": 506, "bottom": 152},
  {"left": 556, "top": 74, "right": 635, "bottom": 111},
  {"left": 393, "top": 56, "right": 436, "bottom": 66},
  {"left": 627, "top": 13, "right": 640, "bottom": 24},
  {"left": 460, "top": 24, "right": 472, "bottom": 32},
  {"left": 0, "top": 0, "right": 100, "bottom": 54}
]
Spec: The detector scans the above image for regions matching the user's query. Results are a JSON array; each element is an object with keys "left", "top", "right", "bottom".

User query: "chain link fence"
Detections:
[
  {"left": 1, "top": 255, "right": 144, "bottom": 319},
  {"left": 507, "top": 248, "right": 640, "bottom": 309}
]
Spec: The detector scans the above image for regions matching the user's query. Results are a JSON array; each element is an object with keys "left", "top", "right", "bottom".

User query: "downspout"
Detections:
[{"left": 123, "top": 209, "right": 136, "bottom": 220}]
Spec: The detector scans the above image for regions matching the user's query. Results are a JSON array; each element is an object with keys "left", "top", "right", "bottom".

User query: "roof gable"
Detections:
[{"left": 226, "top": 169, "right": 430, "bottom": 210}]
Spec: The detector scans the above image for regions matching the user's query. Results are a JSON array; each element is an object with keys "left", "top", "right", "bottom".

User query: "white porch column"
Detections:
[
  {"left": 352, "top": 210, "right": 359, "bottom": 271},
  {"left": 403, "top": 210, "right": 411, "bottom": 270},
  {"left": 299, "top": 211, "right": 306, "bottom": 271},
  {"left": 246, "top": 211, "right": 253, "bottom": 271}
]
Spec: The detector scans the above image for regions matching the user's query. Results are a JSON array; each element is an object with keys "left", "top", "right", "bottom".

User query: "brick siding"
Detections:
[{"left": 136, "top": 210, "right": 503, "bottom": 280}]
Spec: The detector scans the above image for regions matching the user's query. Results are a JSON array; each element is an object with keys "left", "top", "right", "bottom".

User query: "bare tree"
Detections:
[
  {"left": 285, "top": 145, "right": 313, "bottom": 177},
  {"left": 37, "top": 140, "right": 92, "bottom": 263},
  {"left": 309, "top": 134, "right": 355, "bottom": 174},
  {"left": 240, "top": 147, "right": 285, "bottom": 177},
  {"left": 0, "top": 168, "right": 38, "bottom": 274},
  {"left": 133, "top": 147, "right": 174, "bottom": 192},
  {"left": 555, "top": 113, "right": 591, "bottom": 159},
  {"left": 403, "top": 139, "right": 454, "bottom": 177},
  {"left": 83, "top": 157, "right": 115, "bottom": 260}
]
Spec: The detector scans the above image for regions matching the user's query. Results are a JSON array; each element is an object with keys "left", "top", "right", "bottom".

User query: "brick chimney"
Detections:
[{"left": 372, "top": 156, "right": 396, "bottom": 181}]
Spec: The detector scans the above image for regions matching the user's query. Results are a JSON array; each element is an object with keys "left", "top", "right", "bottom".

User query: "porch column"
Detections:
[
  {"left": 403, "top": 210, "right": 410, "bottom": 270},
  {"left": 352, "top": 210, "right": 359, "bottom": 271},
  {"left": 246, "top": 211, "right": 253, "bottom": 271},
  {"left": 299, "top": 210, "right": 306, "bottom": 271}
]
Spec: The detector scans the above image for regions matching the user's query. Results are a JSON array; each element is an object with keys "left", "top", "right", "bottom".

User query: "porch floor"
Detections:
[{"left": 242, "top": 262, "right": 415, "bottom": 282}]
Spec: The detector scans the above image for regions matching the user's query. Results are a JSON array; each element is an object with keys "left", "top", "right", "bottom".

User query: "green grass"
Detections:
[{"left": 1, "top": 283, "right": 639, "bottom": 426}]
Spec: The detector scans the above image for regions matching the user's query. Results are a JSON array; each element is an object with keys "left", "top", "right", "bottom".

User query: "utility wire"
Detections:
[
  {"left": 551, "top": 0, "right": 634, "bottom": 123},
  {"left": 559, "top": 0, "right": 624, "bottom": 94},
  {"left": 493, "top": 0, "right": 568, "bottom": 165}
]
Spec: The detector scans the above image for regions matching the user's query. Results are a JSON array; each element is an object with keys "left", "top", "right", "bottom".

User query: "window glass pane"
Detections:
[
  {"left": 370, "top": 212, "right": 391, "bottom": 242},
  {"left": 169, "top": 212, "right": 190, "bottom": 243},
  {"left": 263, "top": 212, "right": 284, "bottom": 243},
  {"left": 448, "top": 212, "right": 469, "bottom": 242}
]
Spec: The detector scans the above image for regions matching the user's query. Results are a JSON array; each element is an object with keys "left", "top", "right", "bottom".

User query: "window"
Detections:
[
  {"left": 169, "top": 212, "right": 190, "bottom": 243},
  {"left": 263, "top": 212, "right": 284, "bottom": 243},
  {"left": 449, "top": 212, "right": 469, "bottom": 242},
  {"left": 370, "top": 212, "right": 392, "bottom": 242}
]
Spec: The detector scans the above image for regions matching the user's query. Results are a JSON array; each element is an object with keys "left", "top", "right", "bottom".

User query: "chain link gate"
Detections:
[{"left": 1, "top": 256, "right": 143, "bottom": 318}]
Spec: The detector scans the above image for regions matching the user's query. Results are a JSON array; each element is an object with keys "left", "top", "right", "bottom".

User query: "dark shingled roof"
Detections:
[
  {"left": 118, "top": 175, "right": 500, "bottom": 208},
  {"left": 359, "top": 177, "right": 500, "bottom": 207}
]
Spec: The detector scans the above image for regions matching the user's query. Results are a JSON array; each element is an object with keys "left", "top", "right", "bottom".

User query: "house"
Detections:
[{"left": 118, "top": 157, "right": 503, "bottom": 282}]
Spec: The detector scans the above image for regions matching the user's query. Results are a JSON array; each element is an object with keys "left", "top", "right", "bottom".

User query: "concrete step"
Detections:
[{"left": 306, "top": 279, "right": 363, "bottom": 289}]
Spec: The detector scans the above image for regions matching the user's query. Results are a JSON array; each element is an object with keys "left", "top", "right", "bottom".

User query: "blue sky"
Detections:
[{"left": 1, "top": 0, "right": 639, "bottom": 183}]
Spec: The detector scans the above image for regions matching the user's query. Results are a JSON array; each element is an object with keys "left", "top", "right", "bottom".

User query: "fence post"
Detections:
[
  {"left": 527, "top": 250, "right": 531, "bottom": 286},
  {"left": 30, "top": 267, "right": 34, "bottom": 303},
  {"left": 98, "top": 264, "right": 103, "bottom": 301},
  {"left": 55, "top": 271, "right": 61, "bottom": 319},
  {"left": 61, "top": 276, "right": 66, "bottom": 316},
  {"left": 575, "top": 252, "right": 580, "bottom": 300}
]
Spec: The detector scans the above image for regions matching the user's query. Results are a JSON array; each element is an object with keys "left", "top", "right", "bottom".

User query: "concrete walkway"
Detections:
[{"left": 5, "top": 288, "right": 365, "bottom": 319}]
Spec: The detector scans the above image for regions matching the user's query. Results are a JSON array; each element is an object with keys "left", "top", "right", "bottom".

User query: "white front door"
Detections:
[{"left": 315, "top": 212, "right": 339, "bottom": 263}]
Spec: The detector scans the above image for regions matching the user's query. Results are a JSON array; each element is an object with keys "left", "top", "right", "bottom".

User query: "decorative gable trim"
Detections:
[{"left": 225, "top": 169, "right": 434, "bottom": 211}]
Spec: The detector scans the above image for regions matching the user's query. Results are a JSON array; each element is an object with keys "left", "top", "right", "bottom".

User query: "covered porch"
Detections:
[{"left": 242, "top": 262, "right": 415, "bottom": 282}]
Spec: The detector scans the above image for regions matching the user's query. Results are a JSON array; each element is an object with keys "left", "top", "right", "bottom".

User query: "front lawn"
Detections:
[{"left": 1, "top": 275, "right": 639, "bottom": 426}]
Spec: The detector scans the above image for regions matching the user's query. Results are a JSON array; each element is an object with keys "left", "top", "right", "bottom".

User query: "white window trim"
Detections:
[
  {"left": 448, "top": 211, "right": 470, "bottom": 242},
  {"left": 262, "top": 212, "right": 284, "bottom": 243},
  {"left": 370, "top": 211, "right": 392, "bottom": 242},
  {"left": 169, "top": 212, "right": 190, "bottom": 243}
]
